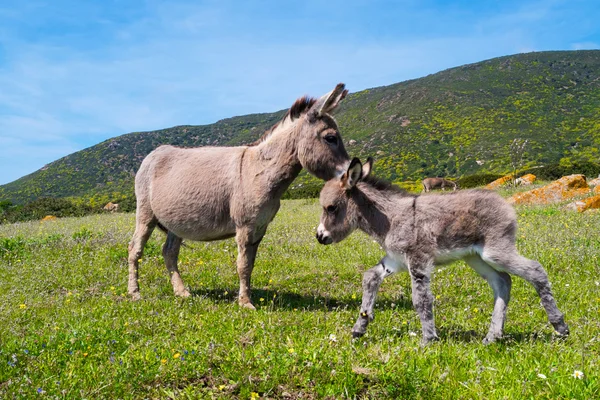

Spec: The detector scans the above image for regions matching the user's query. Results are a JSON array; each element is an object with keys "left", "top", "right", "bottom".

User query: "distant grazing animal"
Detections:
[
  {"left": 128, "top": 84, "right": 351, "bottom": 309},
  {"left": 103, "top": 202, "right": 120, "bottom": 212},
  {"left": 422, "top": 177, "right": 457, "bottom": 192},
  {"left": 316, "top": 158, "right": 569, "bottom": 344}
]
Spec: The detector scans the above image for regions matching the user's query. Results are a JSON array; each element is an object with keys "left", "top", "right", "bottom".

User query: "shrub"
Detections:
[
  {"left": 457, "top": 173, "right": 505, "bottom": 188},
  {"left": 1, "top": 198, "right": 97, "bottom": 224},
  {"left": 520, "top": 162, "right": 600, "bottom": 181}
]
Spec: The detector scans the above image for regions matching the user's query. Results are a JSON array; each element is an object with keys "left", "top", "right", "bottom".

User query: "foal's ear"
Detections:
[
  {"left": 313, "top": 83, "right": 348, "bottom": 117},
  {"left": 362, "top": 157, "right": 374, "bottom": 179},
  {"left": 342, "top": 157, "right": 363, "bottom": 189}
]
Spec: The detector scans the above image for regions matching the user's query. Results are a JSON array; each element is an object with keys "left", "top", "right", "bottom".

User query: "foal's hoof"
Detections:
[
  {"left": 482, "top": 335, "right": 502, "bottom": 345},
  {"left": 421, "top": 335, "right": 440, "bottom": 346},
  {"left": 352, "top": 330, "right": 365, "bottom": 339},
  {"left": 554, "top": 323, "right": 570, "bottom": 337}
]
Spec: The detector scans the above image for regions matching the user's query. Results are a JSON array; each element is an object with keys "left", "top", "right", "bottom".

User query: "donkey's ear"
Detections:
[
  {"left": 343, "top": 157, "right": 363, "bottom": 189},
  {"left": 362, "top": 157, "right": 374, "bottom": 179},
  {"left": 313, "top": 83, "right": 347, "bottom": 117}
]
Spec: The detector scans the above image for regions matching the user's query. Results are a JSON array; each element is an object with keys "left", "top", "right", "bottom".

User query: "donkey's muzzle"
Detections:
[{"left": 316, "top": 232, "right": 333, "bottom": 245}]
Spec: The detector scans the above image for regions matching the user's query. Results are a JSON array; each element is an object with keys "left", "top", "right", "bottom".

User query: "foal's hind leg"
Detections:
[
  {"left": 128, "top": 213, "right": 157, "bottom": 300},
  {"left": 482, "top": 247, "right": 569, "bottom": 336},
  {"left": 163, "top": 232, "right": 190, "bottom": 298},
  {"left": 407, "top": 254, "right": 439, "bottom": 344},
  {"left": 464, "top": 255, "right": 512, "bottom": 344}
]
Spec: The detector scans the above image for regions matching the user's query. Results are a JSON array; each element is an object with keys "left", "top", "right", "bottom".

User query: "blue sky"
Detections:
[{"left": 0, "top": 0, "right": 598, "bottom": 185}]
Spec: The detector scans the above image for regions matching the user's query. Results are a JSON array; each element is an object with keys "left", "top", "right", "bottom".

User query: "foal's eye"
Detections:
[
  {"left": 324, "top": 135, "right": 338, "bottom": 145},
  {"left": 326, "top": 205, "right": 337, "bottom": 213}
]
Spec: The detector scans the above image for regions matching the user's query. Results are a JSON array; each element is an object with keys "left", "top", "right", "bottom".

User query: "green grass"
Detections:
[{"left": 0, "top": 197, "right": 599, "bottom": 399}]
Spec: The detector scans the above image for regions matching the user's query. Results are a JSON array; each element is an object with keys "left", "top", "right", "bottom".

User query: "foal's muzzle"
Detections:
[{"left": 316, "top": 224, "right": 333, "bottom": 245}]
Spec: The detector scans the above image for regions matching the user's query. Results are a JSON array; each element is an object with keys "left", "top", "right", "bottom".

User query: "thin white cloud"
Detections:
[{"left": 571, "top": 42, "right": 600, "bottom": 50}]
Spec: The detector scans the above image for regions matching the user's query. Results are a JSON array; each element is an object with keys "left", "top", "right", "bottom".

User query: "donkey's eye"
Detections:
[
  {"left": 326, "top": 205, "right": 338, "bottom": 213},
  {"left": 324, "top": 135, "right": 338, "bottom": 145}
]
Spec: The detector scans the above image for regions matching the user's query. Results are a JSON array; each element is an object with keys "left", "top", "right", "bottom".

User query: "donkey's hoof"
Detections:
[
  {"left": 175, "top": 289, "right": 191, "bottom": 298},
  {"left": 129, "top": 292, "right": 141, "bottom": 301},
  {"left": 239, "top": 301, "right": 256, "bottom": 310}
]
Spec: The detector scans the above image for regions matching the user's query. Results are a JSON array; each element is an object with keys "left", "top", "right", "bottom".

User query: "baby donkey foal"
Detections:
[{"left": 316, "top": 158, "right": 569, "bottom": 344}]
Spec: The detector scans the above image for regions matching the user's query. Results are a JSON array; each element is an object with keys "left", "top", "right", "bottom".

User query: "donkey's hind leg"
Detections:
[
  {"left": 128, "top": 212, "right": 157, "bottom": 300},
  {"left": 482, "top": 248, "right": 569, "bottom": 336},
  {"left": 163, "top": 232, "right": 190, "bottom": 298},
  {"left": 464, "top": 255, "right": 512, "bottom": 344},
  {"left": 235, "top": 226, "right": 264, "bottom": 310}
]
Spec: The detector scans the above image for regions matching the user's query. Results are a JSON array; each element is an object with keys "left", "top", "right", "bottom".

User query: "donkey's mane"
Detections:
[{"left": 251, "top": 96, "right": 317, "bottom": 146}]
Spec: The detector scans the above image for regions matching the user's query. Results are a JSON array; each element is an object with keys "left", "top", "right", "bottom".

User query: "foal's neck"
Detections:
[{"left": 353, "top": 182, "right": 414, "bottom": 243}]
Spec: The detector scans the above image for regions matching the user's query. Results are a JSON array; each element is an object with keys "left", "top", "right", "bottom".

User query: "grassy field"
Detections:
[{"left": 0, "top": 196, "right": 599, "bottom": 399}]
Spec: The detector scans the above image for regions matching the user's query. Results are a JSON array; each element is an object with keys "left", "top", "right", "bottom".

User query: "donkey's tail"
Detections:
[
  {"left": 156, "top": 222, "right": 169, "bottom": 234},
  {"left": 156, "top": 222, "right": 192, "bottom": 248}
]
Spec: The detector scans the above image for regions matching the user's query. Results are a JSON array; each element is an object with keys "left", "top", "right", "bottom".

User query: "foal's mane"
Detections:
[
  {"left": 359, "top": 175, "right": 410, "bottom": 196},
  {"left": 251, "top": 96, "right": 317, "bottom": 146}
]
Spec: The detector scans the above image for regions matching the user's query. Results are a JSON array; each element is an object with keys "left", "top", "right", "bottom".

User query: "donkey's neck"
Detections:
[
  {"left": 352, "top": 183, "right": 414, "bottom": 243},
  {"left": 249, "top": 117, "right": 303, "bottom": 196}
]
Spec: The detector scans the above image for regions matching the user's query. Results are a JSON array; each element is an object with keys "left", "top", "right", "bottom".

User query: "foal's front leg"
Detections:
[
  {"left": 352, "top": 259, "right": 397, "bottom": 338},
  {"left": 235, "top": 226, "right": 263, "bottom": 310}
]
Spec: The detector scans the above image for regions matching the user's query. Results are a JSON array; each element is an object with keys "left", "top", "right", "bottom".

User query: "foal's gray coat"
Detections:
[
  {"left": 128, "top": 84, "right": 350, "bottom": 308},
  {"left": 317, "top": 158, "right": 569, "bottom": 344}
]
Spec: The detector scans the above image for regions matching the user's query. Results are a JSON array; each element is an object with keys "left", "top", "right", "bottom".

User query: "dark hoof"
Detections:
[
  {"left": 421, "top": 336, "right": 440, "bottom": 346},
  {"left": 352, "top": 330, "right": 365, "bottom": 339},
  {"left": 482, "top": 335, "right": 502, "bottom": 345},
  {"left": 555, "top": 325, "right": 570, "bottom": 337}
]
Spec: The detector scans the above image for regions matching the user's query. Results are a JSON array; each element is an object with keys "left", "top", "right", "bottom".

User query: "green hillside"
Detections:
[{"left": 2, "top": 50, "right": 600, "bottom": 204}]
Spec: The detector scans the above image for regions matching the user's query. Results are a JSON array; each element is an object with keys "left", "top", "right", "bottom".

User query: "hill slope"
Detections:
[{"left": 2, "top": 50, "right": 600, "bottom": 204}]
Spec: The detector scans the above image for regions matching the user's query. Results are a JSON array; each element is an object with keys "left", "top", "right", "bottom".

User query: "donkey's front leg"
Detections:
[
  {"left": 235, "top": 227, "right": 262, "bottom": 310},
  {"left": 409, "top": 260, "right": 439, "bottom": 344},
  {"left": 352, "top": 261, "right": 396, "bottom": 338}
]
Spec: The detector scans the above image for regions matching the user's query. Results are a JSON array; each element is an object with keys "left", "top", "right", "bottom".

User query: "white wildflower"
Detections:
[
  {"left": 572, "top": 370, "right": 584, "bottom": 379},
  {"left": 537, "top": 373, "right": 547, "bottom": 379}
]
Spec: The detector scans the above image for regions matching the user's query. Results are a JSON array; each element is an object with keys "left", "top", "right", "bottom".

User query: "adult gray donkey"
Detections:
[
  {"left": 316, "top": 158, "right": 569, "bottom": 344},
  {"left": 129, "top": 84, "right": 350, "bottom": 309}
]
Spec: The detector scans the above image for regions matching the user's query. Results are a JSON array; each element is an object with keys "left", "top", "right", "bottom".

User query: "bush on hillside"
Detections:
[
  {"left": 1, "top": 198, "right": 97, "bottom": 224},
  {"left": 520, "top": 162, "right": 600, "bottom": 181},
  {"left": 457, "top": 174, "right": 505, "bottom": 188}
]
